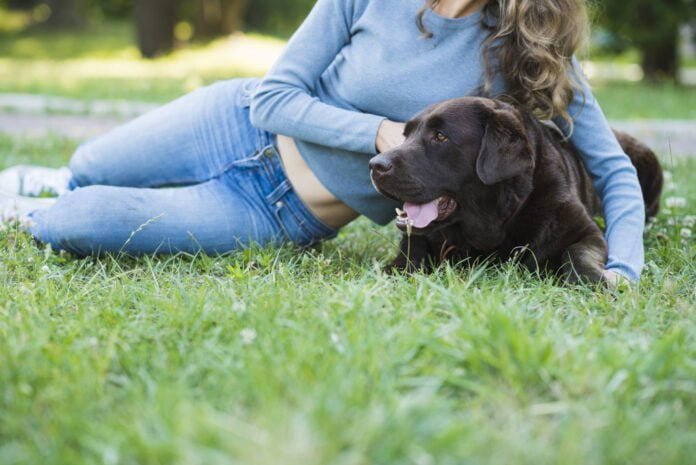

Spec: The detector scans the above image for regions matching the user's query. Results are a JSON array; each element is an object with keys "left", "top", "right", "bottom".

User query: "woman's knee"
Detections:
[{"left": 68, "top": 140, "right": 102, "bottom": 187}]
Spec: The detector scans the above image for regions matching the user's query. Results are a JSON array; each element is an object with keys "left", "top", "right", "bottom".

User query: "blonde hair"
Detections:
[{"left": 417, "top": 0, "right": 590, "bottom": 129}]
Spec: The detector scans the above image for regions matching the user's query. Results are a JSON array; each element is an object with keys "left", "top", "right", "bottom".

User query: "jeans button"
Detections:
[
  {"left": 264, "top": 148, "right": 274, "bottom": 157},
  {"left": 275, "top": 201, "right": 283, "bottom": 208}
]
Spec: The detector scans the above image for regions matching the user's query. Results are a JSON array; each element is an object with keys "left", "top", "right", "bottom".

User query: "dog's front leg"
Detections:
[
  {"left": 386, "top": 234, "right": 438, "bottom": 274},
  {"left": 558, "top": 225, "right": 609, "bottom": 286}
]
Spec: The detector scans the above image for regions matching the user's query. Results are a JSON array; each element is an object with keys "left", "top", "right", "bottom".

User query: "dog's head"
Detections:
[{"left": 370, "top": 97, "right": 536, "bottom": 251}]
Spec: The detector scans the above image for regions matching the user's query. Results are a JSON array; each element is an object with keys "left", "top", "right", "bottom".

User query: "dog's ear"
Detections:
[{"left": 476, "top": 107, "right": 534, "bottom": 185}]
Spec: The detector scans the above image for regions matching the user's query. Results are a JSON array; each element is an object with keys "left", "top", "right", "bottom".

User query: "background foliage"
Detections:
[
  {"left": 1, "top": 0, "right": 695, "bottom": 82},
  {"left": 597, "top": 0, "right": 696, "bottom": 81},
  {"left": 244, "top": 0, "right": 313, "bottom": 36}
]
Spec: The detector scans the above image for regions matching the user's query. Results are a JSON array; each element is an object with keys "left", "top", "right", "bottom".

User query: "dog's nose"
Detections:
[{"left": 369, "top": 155, "right": 393, "bottom": 174}]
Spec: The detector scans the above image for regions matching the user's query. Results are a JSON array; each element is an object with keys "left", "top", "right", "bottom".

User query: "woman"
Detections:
[{"left": 0, "top": 0, "right": 645, "bottom": 284}]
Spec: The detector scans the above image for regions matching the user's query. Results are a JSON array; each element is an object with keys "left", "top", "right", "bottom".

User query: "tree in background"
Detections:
[
  {"left": 133, "top": 0, "right": 176, "bottom": 58},
  {"left": 244, "top": 0, "right": 313, "bottom": 36},
  {"left": 6, "top": 0, "right": 40, "bottom": 7},
  {"left": 193, "top": 0, "right": 248, "bottom": 37},
  {"left": 44, "top": 0, "right": 86, "bottom": 27},
  {"left": 3, "top": 0, "right": 86, "bottom": 27},
  {"left": 91, "top": 0, "right": 132, "bottom": 18},
  {"left": 134, "top": 0, "right": 249, "bottom": 58},
  {"left": 599, "top": 0, "right": 696, "bottom": 82},
  {"left": 1, "top": 0, "right": 314, "bottom": 57}
]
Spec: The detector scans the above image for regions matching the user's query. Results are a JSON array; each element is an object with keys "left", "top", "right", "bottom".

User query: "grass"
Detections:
[
  {"left": 591, "top": 47, "right": 696, "bottom": 68},
  {"left": 1, "top": 11, "right": 696, "bottom": 464},
  {"left": 0, "top": 18, "right": 284, "bottom": 102},
  {"left": 593, "top": 82, "right": 696, "bottom": 120},
  {"left": 1, "top": 133, "right": 695, "bottom": 464},
  {"left": 2, "top": 15, "right": 696, "bottom": 118}
]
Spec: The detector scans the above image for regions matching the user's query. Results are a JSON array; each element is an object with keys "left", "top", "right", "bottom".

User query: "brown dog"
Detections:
[{"left": 369, "top": 97, "right": 663, "bottom": 285}]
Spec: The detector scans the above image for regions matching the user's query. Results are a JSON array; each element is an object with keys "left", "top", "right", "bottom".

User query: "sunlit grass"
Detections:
[
  {"left": 0, "top": 8, "right": 141, "bottom": 58},
  {"left": 0, "top": 134, "right": 695, "bottom": 464},
  {"left": 2, "top": 8, "right": 696, "bottom": 463},
  {"left": 0, "top": 7, "right": 33, "bottom": 34},
  {"left": 1, "top": 15, "right": 695, "bottom": 118},
  {"left": 0, "top": 17, "right": 285, "bottom": 102},
  {"left": 593, "top": 81, "right": 696, "bottom": 120}
]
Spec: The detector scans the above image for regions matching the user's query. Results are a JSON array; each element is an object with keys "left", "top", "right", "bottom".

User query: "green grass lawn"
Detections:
[
  {"left": 593, "top": 82, "right": 696, "bottom": 120},
  {"left": 2, "top": 13, "right": 696, "bottom": 465},
  {"left": 0, "top": 18, "right": 284, "bottom": 102},
  {"left": 1, "top": 133, "right": 695, "bottom": 464},
  {"left": 2, "top": 16, "right": 696, "bottom": 119}
]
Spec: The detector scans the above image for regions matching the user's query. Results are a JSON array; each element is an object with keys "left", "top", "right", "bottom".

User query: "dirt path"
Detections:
[{"left": 1, "top": 93, "right": 694, "bottom": 157}]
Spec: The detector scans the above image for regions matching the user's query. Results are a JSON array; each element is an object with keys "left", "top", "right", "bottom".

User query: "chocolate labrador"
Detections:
[{"left": 369, "top": 97, "right": 663, "bottom": 285}]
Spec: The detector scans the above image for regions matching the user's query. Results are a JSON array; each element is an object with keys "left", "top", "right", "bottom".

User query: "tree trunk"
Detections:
[
  {"left": 195, "top": 0, "right": 248, "bottom": 38},
  {"left": 641, "top": 32, "right": 679, "bottom": 82},
  {"left": 222, "top": 0, "right": 247, "bottom": 34},
  {"left": 44, "top": 0, "right": 86, "bottom": 28},
  {"left": 134, "top": 0, "right": 177, "bottom": 58}
]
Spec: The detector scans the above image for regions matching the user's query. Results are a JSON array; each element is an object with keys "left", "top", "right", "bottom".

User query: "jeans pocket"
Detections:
[
  {"left": 271, "top": 196, "right": 314, "bottom": 246},
  {"left": 267, "top": 179, "right": 321, "bottom": 246}
]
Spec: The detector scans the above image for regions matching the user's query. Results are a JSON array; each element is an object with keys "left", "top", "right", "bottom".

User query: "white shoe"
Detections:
[
  {"left": 0, "top": 165, "right": 72, "bottom": 197},
  {"left": 0, "top": 191, "right": 56, "bottom": 231}
]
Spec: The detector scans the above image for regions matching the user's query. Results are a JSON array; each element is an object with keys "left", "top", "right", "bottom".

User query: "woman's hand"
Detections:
[
  {"left": 376, "top": 119, "right": 406, "bottom": 153},
  {"left": 603, "top": 269, "right": 632, "bottom": 291}
]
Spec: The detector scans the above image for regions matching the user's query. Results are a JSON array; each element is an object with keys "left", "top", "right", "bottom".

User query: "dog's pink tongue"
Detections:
[{"left": 404, "top": 200, "right": 439, "bottom": 228}]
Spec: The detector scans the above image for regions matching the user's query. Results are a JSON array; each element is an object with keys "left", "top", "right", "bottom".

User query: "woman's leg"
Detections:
[
  {"left": 29, "top": 143, "right": 337, "bottom": 256},
  {"left": 27, "top": 96, "right": 337, "bottom": 257},
  {"left": 69, "top": 78, "right": 261, "bottom": 189},
  {"left": 29, "top": 173, "right": 282, "bottom": 256}
]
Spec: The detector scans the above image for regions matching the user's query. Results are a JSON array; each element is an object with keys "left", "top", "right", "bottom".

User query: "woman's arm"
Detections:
[
  {"left": 249, "top": 0, "right": 386, "bottom": 154},
  {"left": 555, "top": 59, "right": 646, "bottom": 283}
]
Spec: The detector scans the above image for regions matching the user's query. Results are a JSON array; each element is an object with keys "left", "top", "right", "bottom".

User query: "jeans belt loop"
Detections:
[{"left": 266, "top": 179, "right": 292, "bottom": 206}]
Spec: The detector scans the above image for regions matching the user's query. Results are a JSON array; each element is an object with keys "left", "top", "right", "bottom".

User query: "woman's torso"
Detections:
[
  {"left": 262, "top": 0, "right": 504, "bottom": 226},
  {"left": 276, "top": 134, "right": 359, "bottom": 229}
]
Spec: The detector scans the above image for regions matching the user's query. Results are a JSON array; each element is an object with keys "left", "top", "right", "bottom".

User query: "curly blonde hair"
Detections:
[{"left": 417, "top": 0, "right": 590, "bottom": 129}]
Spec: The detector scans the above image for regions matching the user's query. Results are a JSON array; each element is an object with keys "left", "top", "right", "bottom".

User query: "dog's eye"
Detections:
[{"left": 434, "top": 131, "right": 449, "bottom": 142}]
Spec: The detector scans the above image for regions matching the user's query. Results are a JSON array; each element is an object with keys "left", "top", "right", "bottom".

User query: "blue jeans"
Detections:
[{"left": 29, "top": 78, "right": 338, "bottom": 257}]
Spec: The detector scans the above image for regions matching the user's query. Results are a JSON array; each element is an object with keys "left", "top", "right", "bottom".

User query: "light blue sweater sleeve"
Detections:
[
  {"left": 556, "top": 59, "right": 646, "bottom": 282},
  {"left": 249, "top": 0, "right": 385, "bottom": 154}
]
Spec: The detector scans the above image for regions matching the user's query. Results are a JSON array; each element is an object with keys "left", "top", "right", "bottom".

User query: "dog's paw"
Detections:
[
  {"left": 383, "top": 256, "right": 430, "bottom": 275},
  {"left": 384, "top": 259, "right": 414, "bottom": 275}
]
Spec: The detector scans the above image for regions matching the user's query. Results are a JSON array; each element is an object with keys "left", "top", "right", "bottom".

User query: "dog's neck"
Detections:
[
  {"left": 446, "top": 113, "right": 571, "bottom": 256},
  {"left": 500, "top": 114, "right": 584, "bottom": 254}
]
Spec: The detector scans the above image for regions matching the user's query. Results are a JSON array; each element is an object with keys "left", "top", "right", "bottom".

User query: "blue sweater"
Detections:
[{"left": 250, "top": 0, "right": 646, "bottom": 282}]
